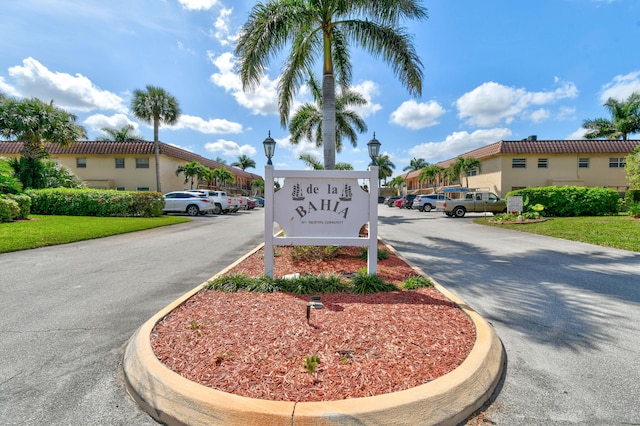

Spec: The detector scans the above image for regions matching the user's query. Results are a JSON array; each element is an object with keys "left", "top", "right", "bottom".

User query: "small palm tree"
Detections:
[
  {"left": 176, "top": 161, "right": 207, "bottom": 189},
  {"left": 451, "top": 157, "right": 481, "bottom": 188},
  {"left": 130, "top": 85, "right": 181, "bottom": 192},
  {"left": 98, "top": 124, "right": 145, "bottom": 142},
  {"left": 213, "top": 168, "right": 235, "bottom": 189},
  {"left": 235, "top": 0, "right": 427, "bottom": 170},
  {"left": 418, "top": 164, "right": 443, "bottom": 188},
  {"left": 289, "top": 75, "right": 368, "bottom": 153},
  {"left": 299, "top": 153, "right": 353, "bottom": 170},
  {"left": 375, "top": 154, "right": 396, "bottom": 187},
  {"left": 389, "top": 176, "right": 406, "bottom": 196},
  {"left": 583, "top": 92, "right": 640, "bottom": 140},
  {"left": 251, "top": 179, "right": 265, "bottom": 196},
  {"left": 230, "top": 155, "right": 256, "bottom": 171},
  {"left": 403, "top": 157, "right": 428, "bottom": 172}
]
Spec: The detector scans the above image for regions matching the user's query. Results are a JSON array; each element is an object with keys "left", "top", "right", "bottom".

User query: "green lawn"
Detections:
[
  {"left": 475, "top": 215, "right": 640, "bottom": 252},
  {"left": 0, "top": 215, "right": 191, "bottom": 254}
]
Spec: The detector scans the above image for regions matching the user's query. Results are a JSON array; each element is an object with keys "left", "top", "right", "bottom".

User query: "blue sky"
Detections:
[{"left": 1, "top": 0, "right": 640, "bottom": 176}]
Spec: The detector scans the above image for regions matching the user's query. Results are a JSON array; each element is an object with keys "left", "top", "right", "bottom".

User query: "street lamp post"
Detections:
[
  {"left": 367, "top": 132, "right": 381, "bottom": 167},
  {"left": 263, "top": 131, "right": 276, "bottom": 166}
]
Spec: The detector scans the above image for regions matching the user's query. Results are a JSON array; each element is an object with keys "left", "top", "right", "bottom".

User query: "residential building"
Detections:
[
  {"left": 0, "top": 140, "right": 263, "bottom": 194},
  {"left": 400, "top": 138, "right": 640, "bottom": 197}
]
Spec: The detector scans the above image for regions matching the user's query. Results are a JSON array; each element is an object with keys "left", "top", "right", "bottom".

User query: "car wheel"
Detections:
[
  {"left": 452, "top": 206, "right": 466, "bottom": 218},
  {"left": 445, "top": 212, "right": 453, "bottom": 217},
  {"left": 423, "top": 204, "right": 432, "bottom": 212},
  {"left": 418, "top": 207, "right": 424, "bottom": 212},
  {"left": 186, "top": 205, "right": 200, "bottom": 216},
  {"left": 212, "top": 204, "right": 222, "bottom": 215}
]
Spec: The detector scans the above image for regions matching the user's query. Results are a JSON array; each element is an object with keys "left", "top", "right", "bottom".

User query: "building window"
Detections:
[
  {"left": 578, "top": 158, "right": 590, "bottom": 168},
  {"left": 136, "top": 187, "right": 150, "bottom": 191},
  {"left": 512, "top": 158, "right": 526, "bottom": 169},
  {"left": 468, "top": 168, "right": 479, "bottom": 176},
  {"left": 115, "top": 158, "right": 125, "bottom": 168},
  {"left": 116, "top": 186, "right": 125, "bottom": 191},
  {"left": 537, "top": 158, "right": 548, "bottom": 168},
  {"left": 135, "top": 158, "right": 149, "bottom": 169},
  {"left": 609, "top": 157, "right": 626, "bottom": 168},
  {"left": 76, "top": 158, "right": 86, "bottom": 168}
]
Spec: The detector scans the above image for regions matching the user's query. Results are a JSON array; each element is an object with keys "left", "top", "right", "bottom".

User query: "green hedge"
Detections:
[
  {"left": 26, "top": 188, "right": 164, "bottom": 217},
  {"left": 505, "top": 186, "right": 620, "bottom": 217},
  {"left": 0, "top": 194, "right": 31, "bottom": 222}
]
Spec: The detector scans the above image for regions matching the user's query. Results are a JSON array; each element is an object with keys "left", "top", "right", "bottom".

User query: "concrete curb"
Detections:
[{"left": 123, "top": 241, "right": 504, "bottom": 425}]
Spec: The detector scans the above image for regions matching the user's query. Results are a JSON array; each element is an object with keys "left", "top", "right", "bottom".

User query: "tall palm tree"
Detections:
[
  {"left": 213, "top": 168, "right": 235, "bottom": 189},
  {"left": 403, "top": 157, "right": 428, "bottom": 172},
  {"left": 289, "top": 75, "right": 368, "bottom": 153},
  {"left": 389, "top": 176, "right": 406, "bottom": 195},
  {"left": 214, "top": 156, "right": 227, "bottom": 164},
  {"left": 235, "top": 0, "right": 427, "bottom": 170},
  {"left": 375, "top": 154, "right": 396, "bottom": 187},
  {"left": 130, "top": 85, "right": 181, "bottom": 192},
  {"left": 98, "top": 124, "right": 145, "bottom": 142},
  {"left": 230, "top": 154, "right": 256, "bottom": 171},
  {"left": 176, "top": 161, "right": 207, "bottom": 189},
  {"left": 451, "top": 156, "right": 481, "bottom": 188},
  {"left": 583, "top": 92, "right": 640, "bottom": 140}
]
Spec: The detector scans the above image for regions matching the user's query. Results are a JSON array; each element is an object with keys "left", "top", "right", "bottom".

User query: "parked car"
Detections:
[
  {"left": 412, "top": 194, "right": 450, "bottom": 212},
  {"left": 185, "top": 189, "right": 241, "bottom": 214},
  {"left": 163, "top": 191, "right": 213, "bottom": 216},
  {"left": 378, "top": 196, "right": 386, "bottom": 204},
  {"left": 399, "top": 194, "right": 417, "bottom": 209},
  {"left": 245, "top": 198, "right": 257, "bottom": 210},
  {"left": 394, "top": 198, "right": 403, "bottom": 208},
  {"left": 253, "top": 197, "right": 265, "bottom": 207},
  {"left": 384, "top": 196, "right": 401, "bottom": 207}
]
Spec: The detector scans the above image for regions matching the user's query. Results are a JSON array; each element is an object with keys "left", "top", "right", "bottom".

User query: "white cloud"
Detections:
[
  {"left": 456, "top": 80, "right": 578, "bottom": 127},
  {"left": 408, "top": 128, "right": 513, "bottom": 163},
  {"left": 389, "top": 99, "right": 446, "bottom": 130},
  {"left": 599, "top": 71, "right": 640, "bottom": 102},
  {"left": 83, "top": 113, "right": 138, "bottom": 132},
  {"left": 349, "top": 80, "right": 382, "bottom": 118},
  {"left": 208, "top": 51, "right": 279, "bottom": 116},
  {"left": 210, "top": 7, "right": 235, "bottom": 46},
  {"left": 178, "top": 0, "right": 219, "bottom": 11},
  {"left": 169, "top": 114, "right": 243, "bottom": 134},
  {"left": 566, "top": 127, "right": 588, "bottom": 140},
  {"left": 528, "top": 108, "right": 550, "bottom": 123},
  {"left": 5, "top": 57, "right": 127, "bottom": 113},
  {"left": 204, "top": 139, "right": 256, "bottom": 157}
]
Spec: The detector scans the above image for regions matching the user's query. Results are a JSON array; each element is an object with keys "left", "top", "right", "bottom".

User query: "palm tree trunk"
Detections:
[
  {"left": 322, "top": 73, "right": 336, "bottom": 170},
  {"left": 153, "top": 118, "right": 161, "bottom": 192}
]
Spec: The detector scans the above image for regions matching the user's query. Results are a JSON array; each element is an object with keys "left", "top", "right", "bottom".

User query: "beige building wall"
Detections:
[{"left": 499, "top": 153, "right": 629, "bottom": 194}]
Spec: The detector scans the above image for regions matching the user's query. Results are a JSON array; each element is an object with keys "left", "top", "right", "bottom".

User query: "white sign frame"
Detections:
[{"left": 264, "top": 166, "right": 379, "bottom": 278}]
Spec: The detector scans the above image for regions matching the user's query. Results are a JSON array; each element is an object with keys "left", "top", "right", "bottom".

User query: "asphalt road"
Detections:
[
  {"left": 0, "top": 210, "right": 265, "bottom": 425},
  {"left": 377, "top": 206, "right": 640, "bottom": 425},
  {"left": 1, "top": 206, "right": 639, "bottom": 425}
]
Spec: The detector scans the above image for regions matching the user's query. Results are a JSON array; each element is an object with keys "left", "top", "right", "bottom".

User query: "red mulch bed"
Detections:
[{"left": 150, "top": 244, "right": 476, "bottom": 402}]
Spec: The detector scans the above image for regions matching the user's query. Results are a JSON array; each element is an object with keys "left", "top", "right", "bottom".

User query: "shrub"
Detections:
[
  {"left": 26, "top": 188, "right": 164, "bottom": 217},
  {"left": 0, "top": 197, "right": 20, "bottom": 222},
  {"left": 358, "top": 247, "right": 389, "bottom": 261},
  {"left": 0, "top": 158, "right": 23, "bottom": 194},
  {"left": 627, "top": 202, "right": 640, "bottom": 218},
  {"left": 351, "top": 268, "right": 396, "bottom": 294},
  {"left": 505, "top": 186, "right": 620, "bottom": 217},
  {"left": 290, "top": 245, "right": 340, "bottom": 261},
  {"left": 402, "top": 275, "right": 434, "bottom": 290},
  {"left": 277, "top": 274, "right": 346, "bottom": 294}
]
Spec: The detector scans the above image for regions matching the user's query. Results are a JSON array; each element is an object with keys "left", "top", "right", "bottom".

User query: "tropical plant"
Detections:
[
  {"left": 418, "top": 164, "right": 442, "bottom": 188},
  {"left": 130, "top": 85, "right": 181, "bottom": 192},
  {"left": 251, "top": 179, "right": 265, "bottom": 195},
  {"left": 235, "top": 0, "right": 427, "bottom": 170},
  {"left": 298, "top": 153, "right": 353, "bottom": 170},
  {"left": 403, "top": 157, "right": 428, "bottom": 172},
  {"left": 97, "top": 124, "right": 145, "bottom": 142},
  {"left": 289, "top": 75, "right": 368, "bottom": 153},
  {"left": 0, "top": 158, "right": 23, "bottom": 194},
  {"left": 40, "top": 160, "right": 84, "bottom": 188},
  {"left": 176, "top": 161, "right": 207, "bottom": 189},
  {"left": 450, "top": 156, "right": 481, "bottom": 187},
  {"left": 388, "top": 175, "right": 406, "bottom": 195},
  {"left": 230, "top": 154, "right": 256, "bottom": 171},
  {"left": 212, "top": 168, "right": 235, "bottom": 189},
  {"left": 0, "top": 97, "right": 86, "bottom": 161},
  {"left": 582, "top": 92, "right": 640, "bottom": 140},
  {"left": 375, "top": 154, "right": 395, "bottom": 186},
  {"left": 626, "top": 145, "right": 640, "bottom": 189},
  {"left": 214, "top": 156, "right": 227, "bottom": 164}
]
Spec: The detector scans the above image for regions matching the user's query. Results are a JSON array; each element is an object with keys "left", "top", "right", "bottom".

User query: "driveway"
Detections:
[
  {"left": 377, "top": 207, "right": 640, "bottom": 425},
  {"left": 2, "top": 207, "right": 639, "bottom": 425},
  {"left": 0, "top": 211, "right": 265, "bottom": 425}
]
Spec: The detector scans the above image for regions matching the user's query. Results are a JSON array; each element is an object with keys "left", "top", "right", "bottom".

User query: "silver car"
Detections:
[{"left": 163, "top": 191, "right": 213, "bottom": 216}]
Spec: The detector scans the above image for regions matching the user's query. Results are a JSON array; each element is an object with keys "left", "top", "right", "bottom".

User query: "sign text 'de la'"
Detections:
[{"left": 273, "top": 178, "right": 369, "bottom": 237}]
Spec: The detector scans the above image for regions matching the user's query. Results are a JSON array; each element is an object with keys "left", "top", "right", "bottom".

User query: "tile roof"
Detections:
[
  {"left": 436, "top": 139, "right": 640, "bottom": 168},
  {"left": 0, "top": 140, "right": 262, "bottom": 180}
]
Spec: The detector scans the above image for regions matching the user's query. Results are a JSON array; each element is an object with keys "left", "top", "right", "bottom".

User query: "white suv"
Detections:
[{"left": 412, "top": 194, "right": 449, "bottom": 212}]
